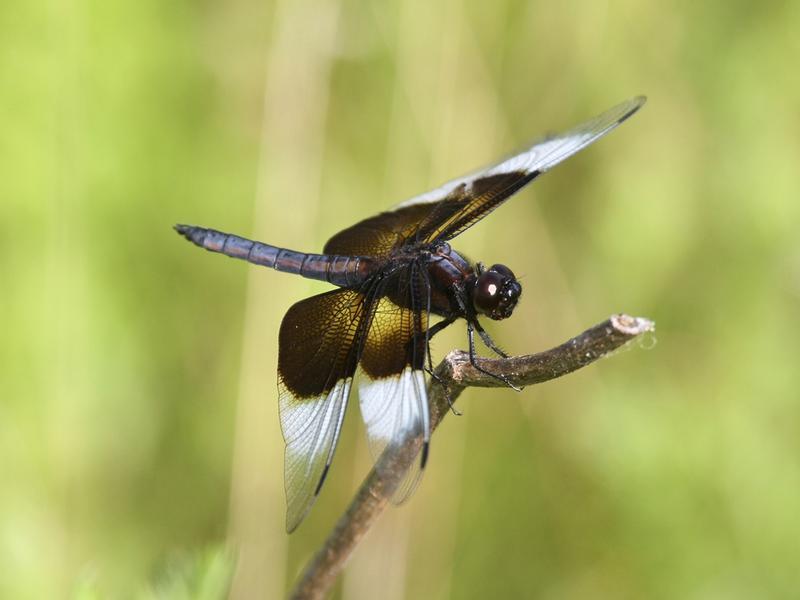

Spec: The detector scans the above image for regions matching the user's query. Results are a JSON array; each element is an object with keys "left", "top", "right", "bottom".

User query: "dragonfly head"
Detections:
[{"left": 471, "top": 263, "right": 521, "bottom": 320}]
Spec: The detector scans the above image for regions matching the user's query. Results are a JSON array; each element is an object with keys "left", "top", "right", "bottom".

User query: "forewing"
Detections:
[
  {"left": 402, "top": 96, "right": 646, "bottom": 243},
  {"left": 324, "top": 98, "right": 644, "bottom": 256},
  {"left": 357, "top": 265, "right": 431, "bottom": 504},
  {"left": 278, "top": 286, "right": 376, "bottom": 532},
  {"left": 323, "top": 202, "right": 432, "bottom": 258}
]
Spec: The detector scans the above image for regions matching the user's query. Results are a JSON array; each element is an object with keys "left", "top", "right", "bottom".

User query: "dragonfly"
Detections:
[{"left": 176, "top": 96, "right": 646, "bottom": 532}]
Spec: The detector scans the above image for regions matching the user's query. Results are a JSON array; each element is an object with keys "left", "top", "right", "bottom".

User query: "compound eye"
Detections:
[
  {"left": 473, "top": 271, "right": 505, "bottom": 314},
  {"left": 471, "top": 264, "right": 521, "bottom": 320},
  {"left": 488, "top": 264, "right": 515, "bottom": 279}
]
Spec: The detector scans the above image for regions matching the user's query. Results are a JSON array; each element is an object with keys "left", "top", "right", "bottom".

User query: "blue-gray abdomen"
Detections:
[{"left": 175, "top": 225, "right": 375, "bottom": 288}]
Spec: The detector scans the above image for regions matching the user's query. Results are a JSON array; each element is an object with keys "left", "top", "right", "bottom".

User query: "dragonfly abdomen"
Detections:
[{"left": 175, "top": 225, "right": 374, "bottom": 287}]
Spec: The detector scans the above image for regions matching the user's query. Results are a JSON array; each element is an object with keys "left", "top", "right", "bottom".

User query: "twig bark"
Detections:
[{"left": 289, "top": 314, "right": 654, "bottom": 599}]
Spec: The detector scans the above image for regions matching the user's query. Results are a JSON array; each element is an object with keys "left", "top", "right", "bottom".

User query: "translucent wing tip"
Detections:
[
  {"left": 285, "top": 501, "right": 311, "bottom": 534},
  {"left": 594, "top": 95, "right": 647, "bottom": 128},
  {"left": 601, "top": 95, "right": 647, "bottom": 138},
  {"left": 589, "top": 95, "right": 647, "bottom": 131},
  {"left": 619, "top": 95, "right": 647, "bottom": 122},
  {"left": 283, "top": 462, "right": 331, "bottom": 534},
  {"left": 286, "top": 513, "right": 301, "bottom": 534}
]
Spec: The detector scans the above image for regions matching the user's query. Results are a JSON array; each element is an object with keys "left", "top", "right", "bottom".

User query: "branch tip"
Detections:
[{"left": 611, "top": 313, "right": 655, "bottom": 336}]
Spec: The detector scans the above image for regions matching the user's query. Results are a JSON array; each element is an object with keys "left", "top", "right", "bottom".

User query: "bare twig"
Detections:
[{"left": 289, "top": 314, "right": 654, "bottom": 599}]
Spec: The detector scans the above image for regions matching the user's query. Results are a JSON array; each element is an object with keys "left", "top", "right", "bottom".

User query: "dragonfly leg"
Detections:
[
  {"left": 451, "top": 287, "right": 519, "bottom": 391},
  {"left": 424, "top": 316, "right": 460, "bottom": 415},
  {"left": 467, "top": 321, "right": 521, "bottom": 392},
  {"left": 472, "top": 319, "right": 510, "bottom": 358}
]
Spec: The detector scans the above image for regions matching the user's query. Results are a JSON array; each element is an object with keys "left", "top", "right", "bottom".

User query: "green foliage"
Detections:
[
  {"left": 140, "top": 547, "right": 233, "bottom": 600},
  {"left": 72, "top": 548, "right": 233, "bottom": 600}
]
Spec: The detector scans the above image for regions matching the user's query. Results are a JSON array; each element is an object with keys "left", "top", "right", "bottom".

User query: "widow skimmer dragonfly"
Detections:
[{"left": 176, "top": 96, "right": 645, "bottom": 532}]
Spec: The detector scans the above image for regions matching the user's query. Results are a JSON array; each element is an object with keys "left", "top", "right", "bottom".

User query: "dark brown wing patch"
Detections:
[
  {"left": 359, "top": 293, "right": 428, "bottom": 379},
  {"left": 323, "top": 203, "right": 433, "bottom": 258},
  {"left": 323, "top": 170, "right": 536, "bottom": 257},
  {"left": 413, "top": 170, "right": 537, "bottom": 243},
  {"left": 386, "top": 96, "right": 646, "bottom": 245},
  {"left": 279, "top": 288, "right": 369, "bottom": 398},
  {"left": 278, "top": 287, "right": 378, "bottom": 532},
  {"left": 356, "top": 265, "right": 431, "bottom": 505}
]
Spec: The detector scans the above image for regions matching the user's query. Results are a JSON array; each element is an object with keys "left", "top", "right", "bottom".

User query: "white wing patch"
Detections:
[
  {"left": 396, "top": 96, "right": 646, "bottom": 209},
  {"left": 280, "top": 377, "right": 352, "bottom": 532},
  {"left": 358, "top": 367, "right": 430, "bottom": 504}
]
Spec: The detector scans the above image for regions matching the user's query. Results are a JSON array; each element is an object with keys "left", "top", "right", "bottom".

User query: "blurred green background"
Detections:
[{"left": 3, "top": 0, "right": 799, "bottom": 597}]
